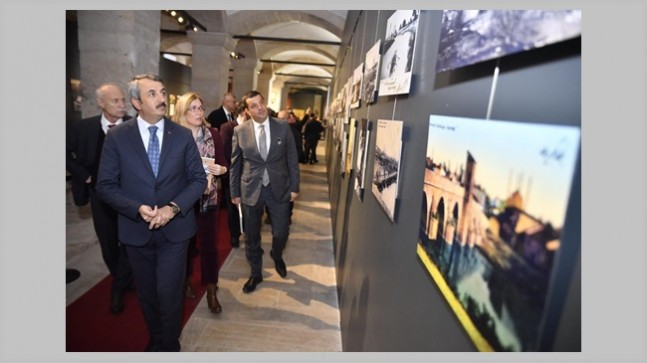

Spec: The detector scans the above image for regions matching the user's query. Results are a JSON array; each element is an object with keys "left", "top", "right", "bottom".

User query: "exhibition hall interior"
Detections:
[{"left": 65, "top": 10, "right": 582, "bottom": 352}]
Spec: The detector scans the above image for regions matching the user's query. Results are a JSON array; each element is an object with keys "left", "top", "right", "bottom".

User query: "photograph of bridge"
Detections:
[
  {"left": 371, "top": 119, "right": 403, "bottom": 221},
  {"left": 379, "top": 10, "right": 419, "bottom": 96},
  {"left": 417, "top": 114, "right": 580, "bottom": 351},
  {"left": 435, "top": 10, "right": 582, "bottom": 73}
]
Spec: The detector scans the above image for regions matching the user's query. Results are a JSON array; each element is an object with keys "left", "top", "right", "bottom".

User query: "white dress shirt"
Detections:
[{"left": 137, "top": 116, "right": 165, "bottom": 152}]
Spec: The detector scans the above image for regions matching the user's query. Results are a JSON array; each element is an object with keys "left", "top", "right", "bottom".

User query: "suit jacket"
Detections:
[
  {"left": 96, "top": 118, "right": 207, "bottom": 246},
  {"left": 66, "top": 114, "right": 131, "bottom": 206},
  {"left": 219, "top": 120, "right": 238, "bottom": 168},
  {"left": 206, "top": 106, "right": 231, "bottom": 130},
  {"left": 230, "top": 117, "right": 299, "bottom": 206},
  {"left": 303, "top": 119, "right": 323, "bottom": 144}
]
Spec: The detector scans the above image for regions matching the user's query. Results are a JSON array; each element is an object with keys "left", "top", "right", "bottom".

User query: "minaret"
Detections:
[{"left": 459, "top": 151, "right": 476, "bottom": 242}]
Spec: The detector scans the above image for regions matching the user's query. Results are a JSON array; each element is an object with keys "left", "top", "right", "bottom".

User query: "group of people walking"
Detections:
[{"left": 66, "top": 74, "right": 316, "bottom": 351}]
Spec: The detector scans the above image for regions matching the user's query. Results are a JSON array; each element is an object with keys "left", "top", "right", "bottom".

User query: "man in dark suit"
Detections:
[
  {"left": 66, "top": 83, "right": 133, "bottom": 314},
  {"left": 96, "top": 74, "right": 207, "bottom": 352},
  {"left": 206, "top": 92, "right": 236, "bottom": 130},
  {"left": 219, "top": 101, "right": 249, "bottom": 248},
  {"left": 230, "top": 90, "right": 300, "bottom": 293}
]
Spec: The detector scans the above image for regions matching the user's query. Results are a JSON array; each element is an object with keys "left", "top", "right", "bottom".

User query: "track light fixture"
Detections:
[
  {"left": 164, "top": 10, "right": 207, "bottom": 32},
  {"left": 229, "top": 51, "right": 245, "bottom": 60}
]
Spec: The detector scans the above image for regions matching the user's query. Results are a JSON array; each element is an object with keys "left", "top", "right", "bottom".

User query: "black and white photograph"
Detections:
[
  {"left": 378, "top": 10, "right": 420, "bottom": 96},
  {"left": 354, "top": 119, "right": 372, "bottom": 201},
  {"left": 345, "top": 118, "right": 357, "bottom": 174},
  {"left": 340, "top": 119, "right": 349, "bottom": 176},
  {"left": 435, "top": 10, "right": 582, "bottom": 73},
  {"left": 350, "top": 64, "right": 363, "bottom": 109},
  {"left": 371, "top": 119, "right": 404, "bottom": 221},
  {"left": 361, "top": 40, "right": 381, "bottom": 104}
]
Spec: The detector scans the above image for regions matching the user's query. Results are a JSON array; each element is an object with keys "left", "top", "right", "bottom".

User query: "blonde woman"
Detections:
[{"left": 172, "top": 92, "right": 228, "bottom": 314}]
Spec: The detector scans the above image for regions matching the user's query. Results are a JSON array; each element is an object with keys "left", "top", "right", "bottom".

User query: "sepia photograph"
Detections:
[
  {"left": 361, "top": 40, "right": 381, "bottom": 104},
  {"left": 350, "top": 64, "right": 363, "bottom": 109},
  {"left": 378, "top": 10, "right": 420, "bottom": 96},
  {"left": 354, "top": 119, "right": 372, "bottom": 201},
  {"left": 371, "top": 119, "right": 403, "bottom": 221}
]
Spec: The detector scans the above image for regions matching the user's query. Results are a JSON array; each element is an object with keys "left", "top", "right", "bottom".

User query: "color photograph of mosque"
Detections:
[{"left": 417, "top": 114, "right": 580, "bottom": 351}]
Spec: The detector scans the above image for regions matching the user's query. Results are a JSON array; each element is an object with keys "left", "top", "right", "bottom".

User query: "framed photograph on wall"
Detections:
[
  {"left": 371, "top": 119, "right": 403, "bottom": 221},
  {"left": 362, "top": 40, "right": 381, "bottom": 105},
  {"left": 345, "top": 118, "right": 358, "bottom": 174},
  {"left": 416, "top": 114, "right": 580, "bottom": 351},
  {"left": 339, "top": 118, "right": 349, "bottom": 176},
  {"left": 350, "top": 64, "right": 363, "bottom": 109},
  {"left": 378, "top": 10, "right": 420, "bottom": 96},
  {"left": 354, "top": 119, "right": 372, "bottom": 201},
  {"left": 435, "top": 10, "right": 582, "bottom": 73}
]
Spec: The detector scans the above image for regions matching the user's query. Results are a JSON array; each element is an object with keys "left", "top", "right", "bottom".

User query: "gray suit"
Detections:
[{"left": 230, "top": 117, "right": 299, "bottom": 277}]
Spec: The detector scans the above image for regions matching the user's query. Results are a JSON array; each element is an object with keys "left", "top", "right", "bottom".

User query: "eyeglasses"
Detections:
[{"left": 188, "top": 106, "right": 205, "bottom": 113}]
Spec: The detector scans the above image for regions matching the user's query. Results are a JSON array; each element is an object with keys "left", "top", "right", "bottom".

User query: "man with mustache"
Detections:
[
  {"left": 66, "top": 82, "right": 134, "bottom": 315},
  {"left": 96, "top": 74, "right": 207, "bottom": 352}
]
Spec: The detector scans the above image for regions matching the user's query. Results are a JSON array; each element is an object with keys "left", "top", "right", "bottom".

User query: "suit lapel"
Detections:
[
  {"left": 126, "top": 119, "right": 156, "bottom": 178},
  {"left": 246, "top": 121, "right": 263, "bottom": 160},
  {"left": 266, "top": 118, "right": 280, "bottom": 160},
  {"left": 157, "top": 118, "right": 175, "bottom": 175}
]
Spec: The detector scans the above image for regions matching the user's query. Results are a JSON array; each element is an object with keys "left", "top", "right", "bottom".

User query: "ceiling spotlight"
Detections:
[
  {"left": 229, "top": 51, "right": 245, "bottom": 60},
  {"left": 193, "top": 26, "right": 198, "bottom": 32},
  {"left": 170, "top": 10, "right": 177, "bottom": 16},
  {"left": 177, "top": 16, "right": 184, "bottom": 23}
]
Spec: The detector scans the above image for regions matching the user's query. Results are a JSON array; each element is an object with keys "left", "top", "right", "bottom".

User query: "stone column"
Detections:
[
  {"left": 188, "top": 31, "right": 237, "bottom": 114},
  {"left": 232, "top": 58, "right": 261, "bottom": 98},
  {"left": 268, "top": 75, "right": 285, "bottom": 112},
  {"left": 256, "top": 63, "right": 273, "bottom": 100},
  {"left": 280, "top": 84, "right": 290, "bottom": 111},
  {"left": 77, "top": 10, "right": 160, "bottom": 118},
  {"left": 231, "top": 39, "right": 261, "bottom": 98}
]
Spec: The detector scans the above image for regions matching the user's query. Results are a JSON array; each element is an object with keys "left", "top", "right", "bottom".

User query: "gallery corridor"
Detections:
[{"left": 66, "top": 144, "right": 342, "bottom": 351}]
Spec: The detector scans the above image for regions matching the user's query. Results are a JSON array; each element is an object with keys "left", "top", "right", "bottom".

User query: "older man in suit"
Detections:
[
  {"left": 66, "top": 82, "right": 133, "bottom": 314},
  {"left": 96, "top": 74, "right": 206, "bottom": 352},
  {"left": 206, "top": 92, "right": 236, "bottom": 130},
  {"left": 230, "top": 90, "right": 300, "bottom": 293}
]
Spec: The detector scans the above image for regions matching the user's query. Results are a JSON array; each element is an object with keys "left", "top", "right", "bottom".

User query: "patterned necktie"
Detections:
[
  {"left": 227, "top": 112, "right": 234, "bottom": 122},
  {"left": 148, "top": 126, "right": 160, "bottom": 177},
  {"left": 258, "top": 124, "right": 270, "bottom": 186}
]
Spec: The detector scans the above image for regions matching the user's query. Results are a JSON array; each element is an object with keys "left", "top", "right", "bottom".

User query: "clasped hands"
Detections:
[
  {"left": 139, "top": 205, "right": 175, "bottom": 230},
  {"left": 207, "top": 164, "right": 227, "bottom": 176}
]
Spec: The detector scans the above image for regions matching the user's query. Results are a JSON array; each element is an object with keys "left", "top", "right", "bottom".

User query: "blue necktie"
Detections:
[{"left": 148, "top": 126, "right": 160, "bottom": 177}]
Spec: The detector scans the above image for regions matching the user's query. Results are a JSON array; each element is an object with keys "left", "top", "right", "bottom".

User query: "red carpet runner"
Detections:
[{"left": 66, "top": 211, "right": 232, "bottom": 352}]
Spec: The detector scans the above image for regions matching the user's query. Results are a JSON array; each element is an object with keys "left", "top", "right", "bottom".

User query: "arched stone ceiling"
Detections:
[
  {"left": 161, "top": 10, "right": 346, "bottom": 79},
  {"left": 225, "top": 10, "right": 345, "bottom": 36}
]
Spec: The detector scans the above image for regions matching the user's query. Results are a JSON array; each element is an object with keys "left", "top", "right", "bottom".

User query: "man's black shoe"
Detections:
[
  {"left": 110, "top": 290, "right": 125, "bottom": 315},
  {"left": 242, "top": 276, "right": 263, "bottom": 293},
  {"left": 230, "top": 237, "right": 240, "bottom": 248},
  {"left": 270, "top": 250, "right": 287, "bottom": 278},
  {"left": 66, "top": 268, "right": 81, "bottom": 284}
]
